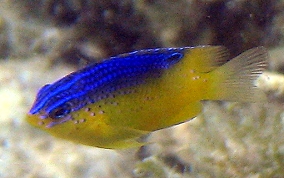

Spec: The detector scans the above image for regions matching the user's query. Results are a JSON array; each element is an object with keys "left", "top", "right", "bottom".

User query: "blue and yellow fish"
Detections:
[{"left": 27, "top": 46, "right": 267, "bottom": 149}]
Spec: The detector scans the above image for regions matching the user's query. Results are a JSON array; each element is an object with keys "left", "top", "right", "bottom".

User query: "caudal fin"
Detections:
[{"left": 210, "top": 47, "right": 268, "bottom": 102}]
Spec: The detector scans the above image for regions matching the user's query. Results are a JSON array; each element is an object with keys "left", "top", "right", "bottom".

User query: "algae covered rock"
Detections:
[{"left": 1, "top": 0, "right": 284, "bottom": 177}]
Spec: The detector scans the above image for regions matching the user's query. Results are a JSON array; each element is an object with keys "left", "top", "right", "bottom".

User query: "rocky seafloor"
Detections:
[{"left": 1, "top": 0, "right": 284, "bottom": 177}]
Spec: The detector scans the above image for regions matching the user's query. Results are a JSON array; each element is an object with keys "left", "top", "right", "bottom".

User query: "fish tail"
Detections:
[{"left": 208, "top": 47, "right": 268, "bottom": 102}]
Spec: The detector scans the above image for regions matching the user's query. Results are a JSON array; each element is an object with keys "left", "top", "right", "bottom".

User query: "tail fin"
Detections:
[{"left": 209, "top": 47, "right": 268, "bottom": 102}]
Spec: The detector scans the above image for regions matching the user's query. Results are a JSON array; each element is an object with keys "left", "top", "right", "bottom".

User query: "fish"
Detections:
[{"left": 27, "top": 46, "right": 267, "bottom": 149}]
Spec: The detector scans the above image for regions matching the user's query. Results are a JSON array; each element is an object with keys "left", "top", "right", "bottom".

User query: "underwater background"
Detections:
[{"left": 1, "top": 0, "right": 284, "bottom": 177}]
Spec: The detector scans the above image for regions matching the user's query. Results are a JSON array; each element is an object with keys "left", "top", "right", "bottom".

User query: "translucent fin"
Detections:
[
  {"left": 104, "top": 137, "right": 149, "bottom": 149},
  {"left": 209, "top": 46, "right": 268, "bottom": 102},
  {"left": 102, "top": 126, "right": 150, "bottom": 149},
  {"left": 77, "top": 52, "right": 99, "bottom": 68},
  {"left": 184, "top": 46, "right": 230, "bottom": 73},
  {"left": 158, "top": 101, "right": 202, "bottom": 129}
]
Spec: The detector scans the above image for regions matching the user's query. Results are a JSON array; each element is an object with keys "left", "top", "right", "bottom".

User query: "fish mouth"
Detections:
[{"left": 27, "top": 112, "right": 73, "bottom": 128}]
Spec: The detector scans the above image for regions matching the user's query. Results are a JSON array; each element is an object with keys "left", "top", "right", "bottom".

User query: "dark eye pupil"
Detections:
[{"left": 49, "top": 103, "right": 72, "bottom": 119}]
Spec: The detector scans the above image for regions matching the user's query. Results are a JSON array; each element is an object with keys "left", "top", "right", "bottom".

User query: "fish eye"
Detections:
[{"left": 49, "top": 102, "right": 72, "bottom": 119}]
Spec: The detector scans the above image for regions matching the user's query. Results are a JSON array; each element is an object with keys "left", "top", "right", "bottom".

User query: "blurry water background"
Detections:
[{"left": 1, "top": 0, "right": 284, "bottom": 177}]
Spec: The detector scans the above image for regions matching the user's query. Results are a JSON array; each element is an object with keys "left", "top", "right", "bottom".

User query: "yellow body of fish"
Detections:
[{"left": 27, "top": 46, "right": 267, "bottom": 149}]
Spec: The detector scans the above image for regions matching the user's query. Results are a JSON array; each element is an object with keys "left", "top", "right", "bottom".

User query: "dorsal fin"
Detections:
[
  {"left": 183, "top": 46, "right": 230, "bottom": 73},
  {"left": 77, "top": 52, "right": 98, "bottom": 68}
]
